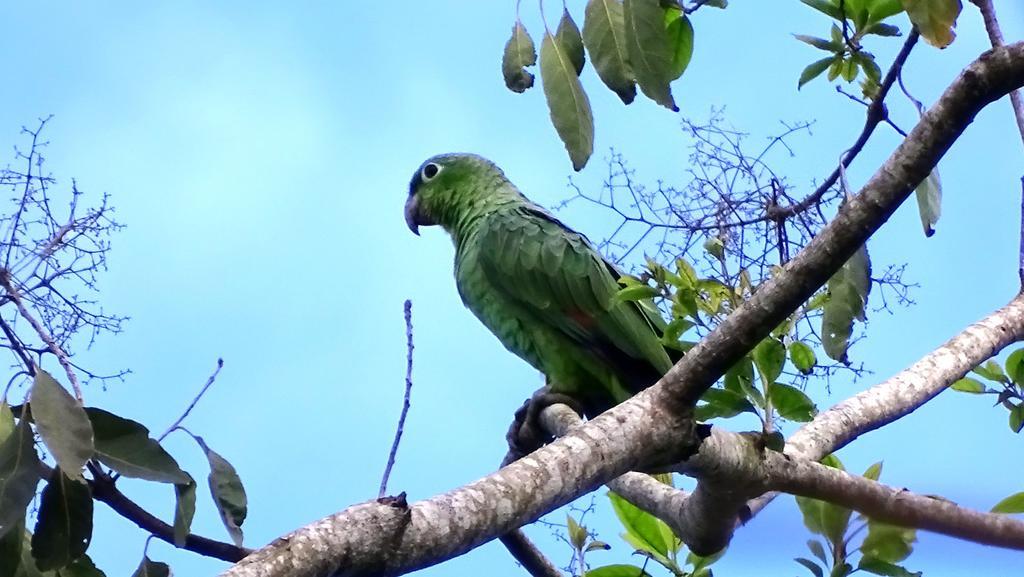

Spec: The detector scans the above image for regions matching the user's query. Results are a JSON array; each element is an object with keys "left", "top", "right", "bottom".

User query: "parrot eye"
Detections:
[{"left": 421, "top": 162, "right": 441, "bottom": 181}]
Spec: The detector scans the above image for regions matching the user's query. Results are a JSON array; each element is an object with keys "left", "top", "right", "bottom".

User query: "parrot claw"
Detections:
[{"left": 502, "top": 388, "right": 584, "bottom": 466}]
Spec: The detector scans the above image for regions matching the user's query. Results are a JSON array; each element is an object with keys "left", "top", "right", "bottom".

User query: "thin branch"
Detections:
[
  {"left": 970, "top": 0, "right": 1024, "bottom": 149},
  {"left": 379, "top": 300, "right": 414, "bottom": 499},
  {"left": 158, "top": 358, "right": 224, "bottom": 442},
  {"left": 498, "top": 531, "right": 563, "bottom": 577}
]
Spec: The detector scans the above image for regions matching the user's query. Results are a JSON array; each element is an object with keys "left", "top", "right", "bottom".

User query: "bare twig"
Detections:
[
  {"left": 158, "top": 358, "right": 225, "bottom": 442},
  {"left": 379, "top": 300, "right": 414, "bottom": 499},
  {"left": 970, "top": 0, "right": 1024, "bottom": 149}
]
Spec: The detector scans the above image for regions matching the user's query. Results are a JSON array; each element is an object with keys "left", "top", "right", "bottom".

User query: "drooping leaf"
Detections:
[
  {"left": 794, "top": 34, "right": 842, "bottom": 52},
  {"left": 584, "top": 565, "right": 653, "bottom": 577},
  {"left": 796, "top": 557, "right": 825, "bottom": 577},
  {"left": 789, "top": 341, "right": 817, "bottom": 375},
  {"left": 753, "top": 338, "right": 786, "bottom": 386},
  {"left": 0, "top": 518, "right": 24, "bottom": 577},
  {"left": 607, "top": 491, "right": 672, "bottom": 563},
  {"left": 196, "top": 437, "right": 246, "bottom": 547},
  {"left": 29, "top": 371, "right": 93, "bottom": 483},
  {"left": 31, "top": 468, "right": 92, "bottom": 571},
  {"left": 949, "top": 377, "right": 985, "bottom": 393},
  {"left": 84, "top": 408, "right": 188, "bottom": 484},
  {"left": 173, "top": 475, "right": 197, "bottom": 548},
  {"left": 861, "top": 521, "right": 916, "bottom": 563},
  {"left": 583, "top": 0, "right": 637, "bottom": 104},
  {"left": 585, "top": 540, "right": 611, "bottom": 552},
  {"left": 724, "top": 356, "right": 764, "bottom": 407},
  {"left": 864, "top": 22, "right": 902, "bottom": 36},
  {"left": 858, "top": 556, "right": 921, "bottom": 577},
  {"left": 821, "top": 246, "right": 871, "bottom": 363},
  {"left": 769, "top": 383, "right": 817, "bottom": 422},
  {"left": 914, "top": 168, "right": 941, "bottom": 236},
  {"left": 972, "top": 360, "right": 1008, "bottom": 383},
  {"left": 1010, "top": 405, "right": 1024, "bottom": 434},
  {"left": 57, "top": 554, "right": 107, "bottom": 577},
  {"left": 0, "top": 406, "right": 43, "bottom": 539},
  {"left": 541, "top": 30, "right": 595, "bottom": 171},
  {"left": 663, "top": 7, "right": 694, "bottom": 81},
  {"left": 556, "top": 8, "right": 586, "bottom": 76},
  {"left": 130, "top": 556, "right": 170, "bottom": 577},
  {"left": 807, "top": 538, "right": 829, "bottom": 564},
  {"left": 901, "top": 0, "right": 961, "bottom": 48},
  {"left": 991, "top": 491, "right": 1024, "bottom": 514},
  {"left": 567, "top": 515, "right": 588, "bottom": 550},
  {"left": 502, "top": 21, "right": 537, "bottom": 93},
  {"left": 852, "top": 52, "right": 882, "bottom": 84},
  {"left": 799, "top": 57, "right": 835, "bottom": 88},
  {"left": 696, "top": 388, "right": 756, "bottom": 420},
  {"left": 623, "top": 0, "right": 678, "bottom": 110}
]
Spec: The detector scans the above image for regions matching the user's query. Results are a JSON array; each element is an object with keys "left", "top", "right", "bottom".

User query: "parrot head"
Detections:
[{"left": 405, "top": 153, "right": 510, "bottom": 235}]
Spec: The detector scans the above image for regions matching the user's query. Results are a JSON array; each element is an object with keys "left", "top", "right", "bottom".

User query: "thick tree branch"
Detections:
[{"left": 222, "top": 43, "right": 1024, "bottom": 577}]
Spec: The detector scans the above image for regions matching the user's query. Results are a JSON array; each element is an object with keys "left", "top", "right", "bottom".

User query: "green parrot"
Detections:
[{"left": 405, "top": 153, "right": 677, "bottom": 419}]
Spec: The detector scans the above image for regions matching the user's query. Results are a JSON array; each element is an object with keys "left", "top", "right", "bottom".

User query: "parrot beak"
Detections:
[{"left": 404, "top": 194, "right": 422, "bottom": 235}]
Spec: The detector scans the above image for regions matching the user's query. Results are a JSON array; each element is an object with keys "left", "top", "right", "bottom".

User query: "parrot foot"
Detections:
[{"left": 502, "top": 389, "right": 584, "bottom": 466}]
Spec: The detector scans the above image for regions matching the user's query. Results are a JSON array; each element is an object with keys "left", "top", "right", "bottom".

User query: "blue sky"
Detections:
[{"left": 1, "top": 2, "right": 1023, "bottom": 575}]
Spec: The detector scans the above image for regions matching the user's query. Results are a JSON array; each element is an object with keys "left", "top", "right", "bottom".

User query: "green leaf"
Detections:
[
  {"left": 789, "top": 341, "right": 817, "bottom": 375},
  {"left": 826, "top": 56, "right": 844, "bottom": 81},
  {"left": 607, "top": 491, "right": 672, "bottom": 563},
  {"left": 84, "top": 409, "right": 189, "bottom": 484},
  {"left": 863, "top": 461, "right": 883, "bottom": 481},
  {"left": 724, "top": 356, "right": 764, "bottom": 408},
  {"left": 796, "top": 458, "right": 850, "bottom": 543},
  {"left": 868, "top": 0, "right": 905, "bottom": 21},
  {"left": 57, "top": 554, "right": 107, "bottom": 577},
  {"left": 0, "top": 407, "right": 43, "bottom": 539},
  {"left": 130, "top": 556, "right": 170, "bottom": 577},
  {"left": 799, "top": 57, "right": 835, "bottom": 89},
  {"left": 796, "top": 558, "right": 825, "bottom": 577},
  {"left": 31, "top": 468, "right": 92, "bottom": 571},
  {"left": 556, "top": 8, "right": 586, "bottom": 76},
  {"left": 770, "top": 383, "right": 817, "bottom": 422},
  {"left": 1006, "top": 348, "right": 1024, "bottom": 384},
  {"left": 841, "top": 57, "right": 859, "bottom": 82},
  {"left": 585, "top": 540, "right": 611, "bottom": 552},
  {"left": 585, "top": 565, "right": 653, "bottom": 577},
  {"left": 991, "top": 491, "right": 1024, "bottom": 514},
  {"left": 949, "top": 377, "right": 986, "bottom": 393},
  {"left": 663, "top": 8, "right": 694, "bottom": 81},
  {"left": 801, "top": 0, "right": 844, "bottom": 20},
  {"left": 502, "top": 21, "right": 537, "bottom": 93},
  {"left": 858, "top": 556, "right": 921, "bottom": 577},
  {"left": 973, "top": 360, "right": 1008, "bottom": 383},
  {"left": 822, "top": 246, "right": 870, "bottom": 363},
  {"left": 29, "top": 371, "right": 93, "bottom": 483},
  {"left": 662, "top": 317, "right": 694, "bottom": 345},
  {"left": 861, "top": 521, "right": 916, "bottom": 563},
  {"left": 541, "top": 30, "right": 595, "bottom": 171},
  {"left": 1009, "top": 404, "right": 1024, "bottom": 434},
  {"left": 623, "top": 0, "right": 678, "bottom": 110},
  {"left": 0, "top": 518, "right": 24, "bottom": 577},
  {"left": 914, "top": 168, "right": 941, "bottom": 237},
  {"left": 173, "top": 476, "right": 197, "bottom": 548},
  {"left": 582, "top": 0, "right": 637, "bottom": 104},
  {"left": 853, "top": 52, "right": 882, "bottom": 84},
  {"left": 197, "top": 437, "right": 246, "bottom": 547},
  {"left": 0, "top": 402, "right": 14, "bottom": 445},
  {"left": 864, "top": 22, "right": 902, "bottom": 36},
  {"left": 807, "top": 539, "right": 829, "bottom": 564},
  {"left": 617, "top": 284, "right": 660, "bottom": 302},
  {"left": 753, "top": 338, "right": 786, "bottom": 386},
  {"left": 902, "top": 0, "right": 961, "bottom": 48},
  {"left": 696, "top": 388, "right": 756, "bottom": 420},
  {"left": 794, "top": 34, "right": 841, "bottom": 52},
  {"left": 567, "top": 515, "right": 588, "bottom": 550}
]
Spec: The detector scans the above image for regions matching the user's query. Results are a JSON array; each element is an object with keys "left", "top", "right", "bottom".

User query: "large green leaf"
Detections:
[
  {"left": 901, "top": 0, "right": 961, "bottom": 48},
  {"left": 541, "top": 30, "right": 595, "bottom": 171},
  {"left": 0, "top": 406, "right": 43, "bottom": 539},
  {"left": 769, "top": 383, "right": 817, "bottom": 422},
  {"left": 585, "top": 565, "right": 653, "bottom": 577},
  {"left": 84, "top": 409, "right": 188, "bottom": 484},
  {"left": 31, "top": 468, "right": 92, "bottom": 571},
  {"left": 197, "top": 437, "right": 246, "bottom": 547},
  {"left": 173, "top": 475, "right": 197, "bottom": 547},
  {"left": 29, "top": 371, "right": 93, "bottom": 483},
  {"left": 501, "top": 21, "right": 537, "bottom": 93},
  {"left": 556, "top": 8, "right": 586, "bottom": 76},
  {"left": 607, "top": 491, "right": 672, "bottom": 564},
  {"left": 696, "top": 388, "right": 756, "bottom": 420},
  {"left": 821, "top": 246, "right": 871, "bottom": 363},
  {"left": 861, "top": 521, "right": 916, "bottom": 563},
  {"left": 914, "top": 168, "right": 941, "bottom": 237},
  {"left": 663, "top": 7, "right": 694, "bottom": 81},
  {"left": 623, "top": 0, "right": 677, "bottom": 110},
  {"left": 991, "top": 491, "right": 1024, "bottom": 514},
  {"left": 582, "top": 0, "right": 636, "bottom": 104}
]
